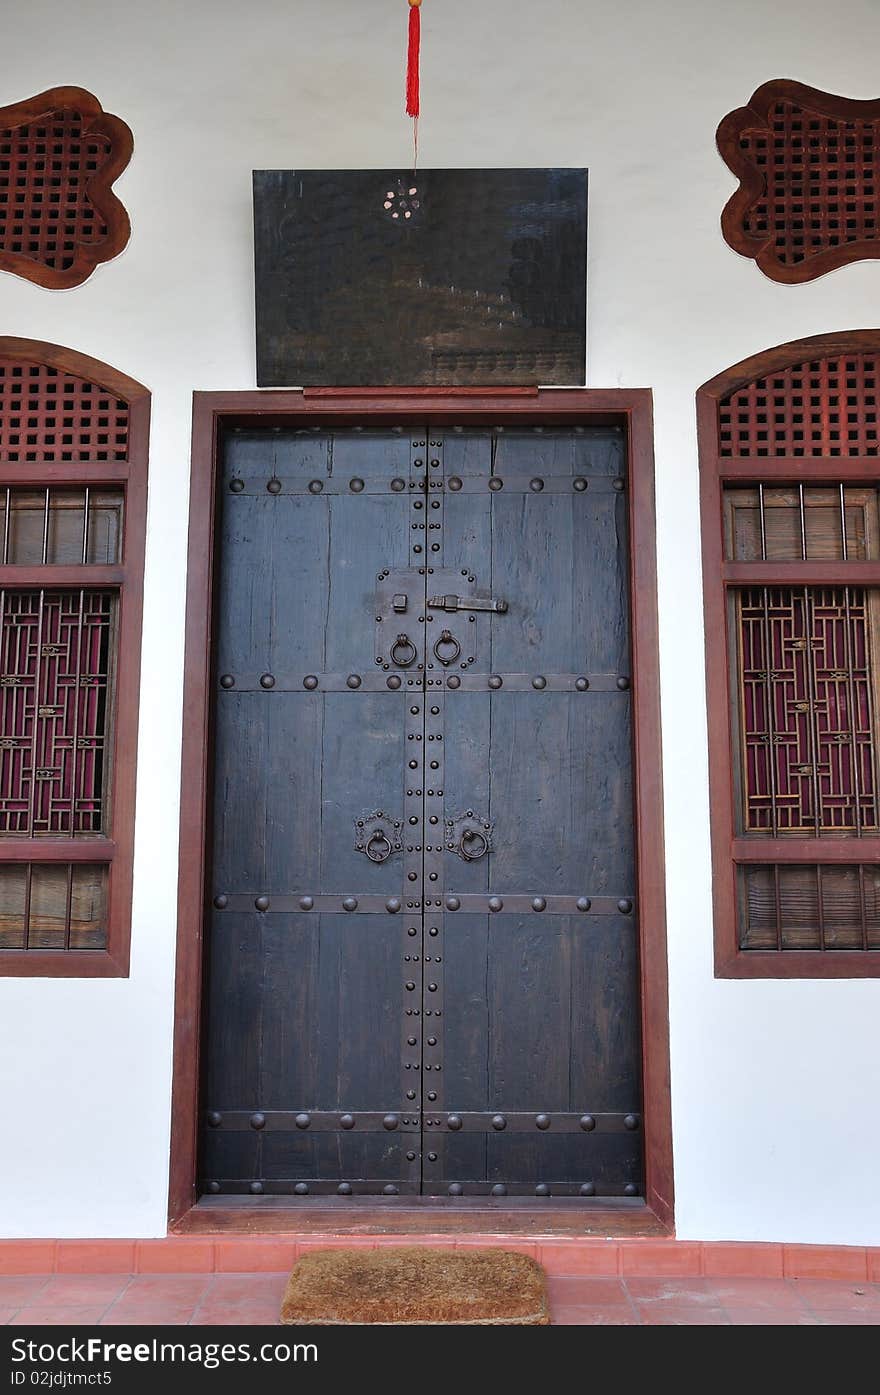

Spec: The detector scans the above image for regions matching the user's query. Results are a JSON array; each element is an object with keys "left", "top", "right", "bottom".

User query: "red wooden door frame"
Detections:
[{"left": 169, "top": 387, "right": 674, "bottom": 1231}]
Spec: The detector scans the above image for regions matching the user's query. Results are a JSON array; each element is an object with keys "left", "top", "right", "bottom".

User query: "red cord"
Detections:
[{"left": 406, "top": 4, "right": 420, "bottom": 118}]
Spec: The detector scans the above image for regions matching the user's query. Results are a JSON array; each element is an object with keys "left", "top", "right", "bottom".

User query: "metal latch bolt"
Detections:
[{"left": 427, "top": 594, "right": 508, "bottom": 614}]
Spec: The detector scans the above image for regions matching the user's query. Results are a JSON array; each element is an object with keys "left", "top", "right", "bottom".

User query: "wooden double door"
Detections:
[{"left": 200, "top": 423, "right": 642, "bottom": 1199}]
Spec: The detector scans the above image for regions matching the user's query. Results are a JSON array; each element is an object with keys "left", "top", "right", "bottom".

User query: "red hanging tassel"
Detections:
[{"left": 406, "top": 0, "right": 421, "bottom": 118}]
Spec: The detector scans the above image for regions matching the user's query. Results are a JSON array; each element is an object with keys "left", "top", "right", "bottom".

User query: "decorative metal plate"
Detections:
[
  {"left": 354, "top": 810, "right": 403, "bottom": 862},
  {"left": 445, "top": 810, "right": 494, "bottom": 861},
  {"left": 253, "top": 168, "right": 587, "bottom": 385}
]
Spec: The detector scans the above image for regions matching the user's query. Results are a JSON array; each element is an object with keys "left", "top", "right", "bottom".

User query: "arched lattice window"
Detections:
[
  {"left": 0, "top": 339, "right": 148, "bottom": 975},
  {"left": 698, "top": 332, "right": 880, "bottom": 976}
]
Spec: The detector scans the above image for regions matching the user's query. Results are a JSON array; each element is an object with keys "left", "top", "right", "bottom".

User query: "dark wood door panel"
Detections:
[
  {"left": 431, "top": 1132, "right": 642, "bottom": 1197},
  {"left": 200, "top": 422, "right": 642, "bottom": 1200}
]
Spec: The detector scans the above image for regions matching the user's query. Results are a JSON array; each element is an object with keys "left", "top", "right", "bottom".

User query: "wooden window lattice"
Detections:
[
  {"left": 718, "top": 81, "right": 880, "bottom": 283},
  {"left": 0, "top": 361, "right": 129, "bottom": 463},
  {"left": 0, "top": 87, "right": 131, "bottom": 290},
  {"left": 736, "top": 586, "right": 879, "bottom": 836},
  {"left": 0, "top": 590, "right": 115, "bottom": 837},
  {"left": 719, "top": 355, "right": 879, "bottom": 457}
]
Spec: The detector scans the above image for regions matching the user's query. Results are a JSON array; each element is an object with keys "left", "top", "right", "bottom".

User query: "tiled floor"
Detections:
[{"left": 1, "top": 1273, "right": 879, "bottom": 1325}]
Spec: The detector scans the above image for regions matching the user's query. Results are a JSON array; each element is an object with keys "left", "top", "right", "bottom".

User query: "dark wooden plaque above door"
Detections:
[
  {"left": 253, "top": 169, "right": 587, "bottom": 387},
  {"left": 201, "top": 422, "right": 641, "bottom": 1199}
]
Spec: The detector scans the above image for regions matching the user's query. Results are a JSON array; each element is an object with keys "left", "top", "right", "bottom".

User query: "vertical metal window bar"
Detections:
[
  {"left": 69, "top": 589, "right": 85, "bottom": 836},
  {"left": 758, "top": 589, "right": 779, "bottom": 835},
  {"left": 858, "top": 863, "right": 869, "bottom": 951},
  {"left": 25, "top": 590, "right": 45, "bottom": 839},
  {"left": 63, "top": 862, "right": 73, "bottom": 951},
  {"left": 23, "top": 861, "right": 32, "bottom": 951},
  {"left": 755, "top": 486, "right": 782, "bottom": 835},
  {"left": 40, "top": 488, "right": 49, "bottom": 565},
  {"left": 803, "top": 587, "right": 824, "bottom": 837}
]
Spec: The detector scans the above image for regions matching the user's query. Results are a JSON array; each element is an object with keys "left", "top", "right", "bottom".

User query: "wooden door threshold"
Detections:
[{"left": 175, "top": 1196, "right": 670, "bottom": 1237}]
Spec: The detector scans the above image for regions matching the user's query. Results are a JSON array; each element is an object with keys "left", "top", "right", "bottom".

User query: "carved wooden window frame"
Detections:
[
  {"left": 0, "top": 339, "right": 149, "bottom": 977},
  {"left": 718, "top": 79, "right": 880, "bottom": 284},
  {"left": 699, "top": 331, "right": 880, "bottom": 978},
  {"left": 0, "top": 87, "right": 132, "bottom": 290}
]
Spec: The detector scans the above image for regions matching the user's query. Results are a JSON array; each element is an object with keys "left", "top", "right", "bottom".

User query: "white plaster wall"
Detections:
[{"left": 0, "top": 0, "right": 877, "bottom": 1242}]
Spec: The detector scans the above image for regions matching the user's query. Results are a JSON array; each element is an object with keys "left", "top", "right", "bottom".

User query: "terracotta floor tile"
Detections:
[
  {"left": 213, "top": 1239, "right": 297, "bottom": 1273},
  {"left": 56, "top": 1242, "right": 136, "bottom": 1275},
  {"left": 547, "top": 1277, "right": 630, "bottom": 1306},
  {"left": 812, "top": 1309, "right": 880, "bottom": 1325},
  {"left": 553, "top": 1305, "right": 638, "bottom": 1325},
  {"left": 624, "top": 1277, "right": 717, "bottom": 1305},
  {"left": 619, "top": 1242, "right": 702, "bottom": 1277},
  {"left": 108, "top": 1275, "right": 212, "bottom": 1303},
  {"left": 11, "top": 1306, "right": 111, "bottom": 1326},
  {"left": 103, "top": 1275, "right": 212, "bottom": 1325},
  {"left": 725, "top": 1308, "right": 820, "bottom": 1325},
  {"left": 203, "top": 1274, "right": 288, "bottom": 1300},
  {"left": 101, "top": 1308, "right": 198, "bottom": 1326},
  {"left": 0, "top": 1244, "right": 55, "bottom": 1276},
  {"left": 0, "top": 1276, "right": 51, "bottom": 1305},
  {"left": 792, "top": 1280, "right": 880, "bottom": 1311},
  {"left": 192, "top": 1301, "right": 282, "bottom": 1326},
  {"left": 540, "top": 1242, "right": 619, "bottom": 1276},
  {"left": 784, "top": 1246, "right": 868, "bottom": 1281},
  {"left": 28, "top": 1275, "right": 132, "bottom": 1307},
  {"left": 701, "top": 1243, "right": 784, "bottom": 1278},
  {"left": 135, "top": 1239, "right": 216, "bottom": 1274},
  {"left": 192, "top": 1274, "right": 287, "bottom": 1325},
  {"left": 637, "top": 1305, "right": 729, "bottom": 1325},
  {"left": 707, "top": 1278, "right": 806, "bottom": 1311}
]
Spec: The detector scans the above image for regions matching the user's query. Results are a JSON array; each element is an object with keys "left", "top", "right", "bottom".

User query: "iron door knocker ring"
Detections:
[
  {"left": 390, "top": 633, "right": 418, "bottom": 668},
  {"left": 366, "top": 830, "right": 393, "bottom": 862},
  {"left": 433, "top": 629, "right": 461, "bottom": 667},
  {"left": 459, "top": 828, "right": 489, "bottom": 861}
]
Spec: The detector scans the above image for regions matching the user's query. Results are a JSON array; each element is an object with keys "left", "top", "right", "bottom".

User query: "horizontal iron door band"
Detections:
[
  {"left": 216, "top": 673, "right": 630, "bottom": 692},
  {"left": 224, "top": 474, "right": 625, "bottom": 496},
  {"left": 206, "top": 1110, "right": 640, "bottom": 1133},
  {"left": 201, "top": 1180, "right": 643, "bottom": 1198},
  {"left": 212, "top": 894, "right": 635, "bottom": 915}
]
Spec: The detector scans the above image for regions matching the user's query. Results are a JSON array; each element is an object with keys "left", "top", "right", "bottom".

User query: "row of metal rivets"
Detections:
[
  {"left": 434, "top": 1113, "right": 640, "bottom": 1131},
  {"left": 230, "top": 476, "right": 625, "bottom": 495},
  {"left": 422, "top": 442, "right": 446, "bottom": 1143},
  {"left": 445, "top": 1183, "right": 639, "bottom": 1197},
  {"left": 218, "top": 674, "right": 630, "bottom": 690},
  {"left": 212, "top": 894, "right": 633, "bottom": 914},
  {"left": 206, "top": 1111, "right": 405, "bottom": 1130},
  {"left": 402, "top": 436, "right": 428, "bottom": 1172},
  {"left": 205, "top": 1182, "right": 405, "bottom": 1196},
  {"left": 437, "top": 896, "right": 633, "bottom": 913},
  {"left": 204, "top": 1181, "right": 632, "bottom": 1196},
  {"left": 229, "top": 425, "right": 611, "bottom": 435}
]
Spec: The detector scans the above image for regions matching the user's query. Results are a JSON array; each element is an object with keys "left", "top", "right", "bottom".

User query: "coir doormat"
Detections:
[{"left": 280, "top": 1246, "right": 550, "bottom": 1325}]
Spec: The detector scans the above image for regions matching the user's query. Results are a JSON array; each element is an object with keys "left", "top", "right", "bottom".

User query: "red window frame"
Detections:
[
  {"left": 0, "top": 338, "right": 148, "bottom": 976},
  {"left": 699, "top": 331, "right": 880, "bottom": 977}
]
